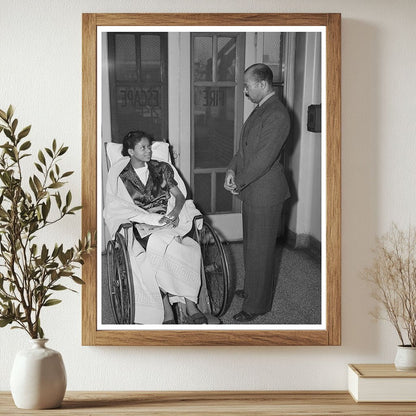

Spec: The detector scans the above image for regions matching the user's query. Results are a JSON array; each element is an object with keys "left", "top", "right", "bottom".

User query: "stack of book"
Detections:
[{"left": 348, "top": 364, "right": 416, "bottom": 402}]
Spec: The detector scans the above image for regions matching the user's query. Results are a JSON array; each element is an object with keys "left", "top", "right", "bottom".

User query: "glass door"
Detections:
[
  {"left": 191, "top": 33, "right": 245, "bottom": 215},
  {"left": 107, "top": 33, "right": 168, "bottom": 142}
]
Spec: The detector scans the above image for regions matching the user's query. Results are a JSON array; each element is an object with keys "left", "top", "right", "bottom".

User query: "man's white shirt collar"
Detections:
[{"left": 258, "top": 91, "right": 275, "bottom": 107}]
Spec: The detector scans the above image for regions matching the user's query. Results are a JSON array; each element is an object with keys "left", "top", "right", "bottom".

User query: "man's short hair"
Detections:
[{"left": 245, "top": 63, "right": 273, "bottom": 85}]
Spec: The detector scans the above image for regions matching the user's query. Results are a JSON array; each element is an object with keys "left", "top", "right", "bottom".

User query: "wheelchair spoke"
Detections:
[
  {"left": 198, "top": 222, "right": 232, "bottom": 317},
  {"left": 107, "top": 234, "right": 135, "bottom": 324}
]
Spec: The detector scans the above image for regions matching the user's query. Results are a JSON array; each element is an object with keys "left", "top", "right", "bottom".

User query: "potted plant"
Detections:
[
  {"left": 0, "top": 105, "right": 94, "bottom": 408},
  {"left": 363, "top": 223, "right": 416, "bottom": 370}
]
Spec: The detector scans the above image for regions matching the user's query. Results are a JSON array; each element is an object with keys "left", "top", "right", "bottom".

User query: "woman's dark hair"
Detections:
[{"left": 121, "top": 130, "right": 154, "bottom": 157}]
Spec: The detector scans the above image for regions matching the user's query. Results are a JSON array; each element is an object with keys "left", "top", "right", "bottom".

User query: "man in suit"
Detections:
[{"left": 224, "top": 63, "right": 291, "bottom": 322}]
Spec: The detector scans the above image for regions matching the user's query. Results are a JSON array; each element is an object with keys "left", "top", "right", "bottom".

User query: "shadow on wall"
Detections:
[
  {"left": 341, "top": 19, "right": 381, "bottom": 355},
  {"left": 281, "top": 20, "right": 383, "bottom": 354}
]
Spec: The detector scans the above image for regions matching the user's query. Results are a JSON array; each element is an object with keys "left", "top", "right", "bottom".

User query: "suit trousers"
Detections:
[{"left": 242, "top": 202, "right": 283, "bottom": 315}]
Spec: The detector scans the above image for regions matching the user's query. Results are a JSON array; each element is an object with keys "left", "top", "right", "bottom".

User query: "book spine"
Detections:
[{"left": 347, "top": 366, "right": 359, "bottom": 402}]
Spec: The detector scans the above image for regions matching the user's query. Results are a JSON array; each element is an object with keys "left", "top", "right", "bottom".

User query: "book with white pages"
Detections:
[{"left": 348, "top": 364, "right": 416, "bottom": 402}]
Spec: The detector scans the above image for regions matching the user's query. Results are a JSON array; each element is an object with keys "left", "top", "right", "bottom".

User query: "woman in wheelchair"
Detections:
[{"left": 104, "top": 130, "right": 208, "bottom": 325}]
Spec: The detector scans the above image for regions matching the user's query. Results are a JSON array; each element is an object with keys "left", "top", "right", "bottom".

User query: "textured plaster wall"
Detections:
[{"left": 1, "top": 0, "right": 416, "bottom": 391}]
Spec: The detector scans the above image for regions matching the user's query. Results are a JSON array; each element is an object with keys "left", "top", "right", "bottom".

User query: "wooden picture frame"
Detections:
[{"left": 82, "top": 13, "right": 341, "bottom": 346}]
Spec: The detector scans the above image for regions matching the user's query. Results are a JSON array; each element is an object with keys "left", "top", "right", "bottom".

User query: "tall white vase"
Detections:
[
  {"left": 10, "top": 338, "right": 67, "bottom": 409},
  {"left": 394, "top": 345, "right": 416, "bottom": 371}
]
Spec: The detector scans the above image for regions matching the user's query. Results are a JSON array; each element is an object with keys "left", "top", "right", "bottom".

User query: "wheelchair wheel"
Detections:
[
  {"left": 197, "top": 222, "right": 232, "bottom": 317},
  {"left": 106, "top": 233, "right": 135, "bottom": 324}
]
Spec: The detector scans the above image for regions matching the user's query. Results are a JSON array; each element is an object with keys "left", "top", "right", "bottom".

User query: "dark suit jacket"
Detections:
[{"left": 228, "top": 94, "right": 291, "bottom": 207}]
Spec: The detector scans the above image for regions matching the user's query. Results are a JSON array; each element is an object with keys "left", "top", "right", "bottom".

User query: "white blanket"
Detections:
[{"left": 104, "top": 157, "right": 202, "bottom": 324}]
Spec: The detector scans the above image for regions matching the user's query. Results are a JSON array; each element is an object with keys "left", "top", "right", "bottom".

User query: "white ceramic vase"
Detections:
[
  {"left": 394, "top": 345, "right": 416, "bottom": 371},
  {"left": 10, "top": 338, "right": 67, "bottom": 409}
]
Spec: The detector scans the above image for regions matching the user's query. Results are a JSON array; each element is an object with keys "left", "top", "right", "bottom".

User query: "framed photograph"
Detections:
[{"left": 82, "top": 13, "right": 341, "bottom": 346}]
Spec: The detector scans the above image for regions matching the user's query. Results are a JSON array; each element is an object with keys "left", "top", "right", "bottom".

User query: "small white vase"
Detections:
[
  {"left": 394, "top": 345, "right": 416, "bottom": 371},
  {"left": 10, "top": 338, "right": 67, "bottom": 409}
]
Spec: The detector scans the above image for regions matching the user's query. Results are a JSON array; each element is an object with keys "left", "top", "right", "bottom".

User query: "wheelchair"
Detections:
[{"left": 104, "top": 142, "right": 235, "bottom": 324}]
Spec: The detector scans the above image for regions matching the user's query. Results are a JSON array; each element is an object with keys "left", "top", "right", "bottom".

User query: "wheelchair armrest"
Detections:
[
  {"left": 116, "top": 222, "right": 133, "bottom": 241},
  {"left": 116, "top": 222, "right": 133, "bottom": 232},
  {"left": 192, "top": 215, "right": 204, "bottom": 239}
]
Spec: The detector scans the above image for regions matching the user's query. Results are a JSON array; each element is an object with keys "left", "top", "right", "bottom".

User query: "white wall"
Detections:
[{"left": 1, "top": 0, "right": 416, "bottom": 391}]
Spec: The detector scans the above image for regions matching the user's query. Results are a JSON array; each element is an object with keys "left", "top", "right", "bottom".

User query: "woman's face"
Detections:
[{"left": 128, "top": 137, "right": 152, "bottom": 164}]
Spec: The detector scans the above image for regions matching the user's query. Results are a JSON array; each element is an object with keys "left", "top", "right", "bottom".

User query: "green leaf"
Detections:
[
  {"left": 69, "top": 206, "right": 82, "bottom": 214},
  {"left": 29, "top": 177, "right": 38, "bottom": 197},
  {"left": 52, "top": 139, "right": 57, "bottom": 152},
  {"left": 38, "top": 150, "right": 46, "bottom": 165},
  {"left": 33, "top": 175, "right": 43, "bottom": 192},
  {"left": 43, "top": 299, "right": 62, "bottom": 307},
  {"left": 19, "top": 153, "right": 30, "bottom": 161},
  {"left": 17, "top": 125, "right": 31, "bottom": 140},
  {"left": 58, "top": 146, "right": 68, "bottom": 156},
  {"left": 48, "top": 182, "right": 64, "bottom": 189},
  {"left": 4, "top": 129, "right": 12, "bottom": 140},
  {"left": 52, "top": 244, "right": 63, "bottom": 259},
  {"left": 6, "top": 105, "right": 14, "bottom": 122},
  {"left": 0, "top": 292, "right": 12, "bottom": 302},
  {"left": 55, "top": 193, "right": 62, "bottom": 208},
  {"left": 19, "top": 140, "right": 31, "bottom": 151},
  {"left": 34, "top": 162, "right": 43, "bottom": 173},
  {"left": 50, "top": 285, "right": 68, "bottom": 291},
  {"left": 41, "top": 244, "right": 48, "bottom": 262},
  {"left": 29, "top": 222, "right": 39, "bottom": 234},
  {"left": 41, "top": 202, "right": 50, "bottom": 220},
  {"left": 0, "top": 109, "right": 7, "bottom": 121},
  {"left": 58, "top": 250, "right": 67, "bottom": 264},
  {"left": 61, "top": 171, "right": 74, "bottom": 178},
  {"left": 71, "top": 276, "right": 85, "bottom": 285},
  {"left": 65, "top": 191, "right": 72, "bottom": 207},
  {"left": 38, "top": 325, "right": 44, "bottom": 339},
  {"left": 51, "top": 244, "right": 59, "bottom": 258},
  {"left": 31, "top": 244, "right": 38, "bottom": 256},
  {"left": 11, "top": 118, "right": 18, "bottom": 133},
  {"left": 45, "top": 148, "right": 53, "bottom": 158},
  {"left": 0, "top": 317, "right": 13, "bottom": 327}
]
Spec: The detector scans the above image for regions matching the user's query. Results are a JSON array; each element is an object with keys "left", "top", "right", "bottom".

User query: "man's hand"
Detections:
[{"left": 224, "top": 169, "right": 238, "bottom": 194}]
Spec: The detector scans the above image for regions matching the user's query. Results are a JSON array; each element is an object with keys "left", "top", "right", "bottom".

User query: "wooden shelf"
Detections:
[{"left": 2, "top": 391, "right": 416, "bottom": 415}]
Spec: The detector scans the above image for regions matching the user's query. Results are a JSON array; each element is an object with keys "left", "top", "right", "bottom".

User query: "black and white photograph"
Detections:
[{"left": 97, "top": 26, "right": 325, "bottom": 330}]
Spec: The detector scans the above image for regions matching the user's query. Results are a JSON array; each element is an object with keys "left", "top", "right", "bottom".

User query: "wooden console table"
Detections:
[{"left": 1, "top": 391, "right": 416, "bottom": 415}]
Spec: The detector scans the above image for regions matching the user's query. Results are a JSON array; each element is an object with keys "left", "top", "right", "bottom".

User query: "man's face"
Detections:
[{"left": 243, "top": 71, "right": 264, "bottom": 104}]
